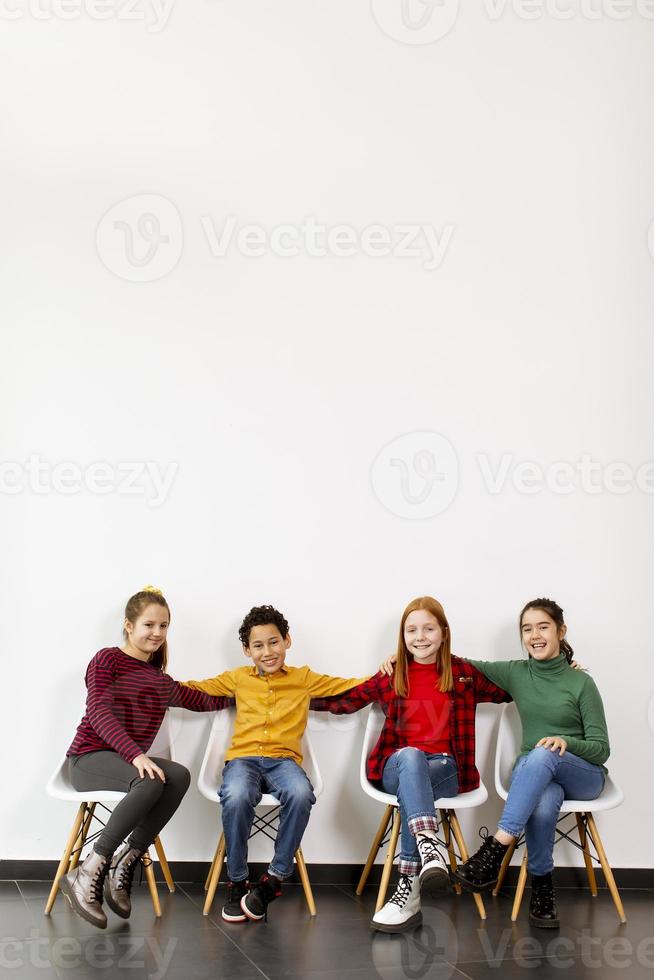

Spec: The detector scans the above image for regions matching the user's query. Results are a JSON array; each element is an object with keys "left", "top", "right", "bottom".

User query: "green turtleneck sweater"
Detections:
[{"left": 466, "top": 653, "right": 609, "bottom": 770}]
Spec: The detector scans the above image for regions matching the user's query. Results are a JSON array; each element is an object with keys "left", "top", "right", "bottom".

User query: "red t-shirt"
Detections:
[{"left": 396, "top": 659, "right": 452, "bottom": 754}]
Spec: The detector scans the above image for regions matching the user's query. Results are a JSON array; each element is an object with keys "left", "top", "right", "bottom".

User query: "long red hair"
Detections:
[{"left": 393, "top": 596, "right": 453, "bottom": 697}]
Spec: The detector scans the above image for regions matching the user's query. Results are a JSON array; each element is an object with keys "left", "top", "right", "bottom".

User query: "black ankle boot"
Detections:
[
  {"left": 529, "top": 873, "right": 560, "bottom": 928},
  {"left": 452, "top": 836, "right": 508, "bottom": 892}
]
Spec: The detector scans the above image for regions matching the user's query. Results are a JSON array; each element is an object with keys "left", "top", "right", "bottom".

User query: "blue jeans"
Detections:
[
  {"left": 499, "top": 747, "right": 605, "bottom": 875},
  {"left": 218, "top": 757, "right": 316, "bottom": 881},
  {"left": 381, "top": 747, "right": 459, "bottom": 875}
]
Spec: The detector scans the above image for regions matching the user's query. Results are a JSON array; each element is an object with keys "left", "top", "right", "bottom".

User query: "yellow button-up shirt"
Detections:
[{"left": 183, "top": 664, "right": 368, "bottom": 765}]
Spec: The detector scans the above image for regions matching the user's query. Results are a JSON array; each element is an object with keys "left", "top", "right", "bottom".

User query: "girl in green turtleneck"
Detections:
[{"left": 451, "top": 597, "right": 609, "bottom": 929}]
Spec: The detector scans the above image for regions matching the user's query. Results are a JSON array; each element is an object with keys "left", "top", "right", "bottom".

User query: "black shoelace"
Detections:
[
  {"left": 89, "top": 863, "right": 109, "bottom": 903},
  {"left": 389, "top": 875, "right": 413, "bottom": 908}
]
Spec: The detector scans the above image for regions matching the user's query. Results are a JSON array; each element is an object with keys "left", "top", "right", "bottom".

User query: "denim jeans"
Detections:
[
  {"left": 381, "top": 747, "right": 459, "bottom": 876},
  {"left": 498, "top": 747, "right": 605, "bottom": 875},
  {"left": 218, "top": 757, "right": 316, "bottom": 881}
]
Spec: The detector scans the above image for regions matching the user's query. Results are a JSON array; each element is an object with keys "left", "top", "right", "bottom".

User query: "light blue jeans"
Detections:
[
  {"left": 218, "top": 757, "right": 316, "bottom": 881},
  {"left": 381, "top": 747, "right": 459, "bottom": 875},
  {"left": 498, "top": 746, "right": 605, "bottom": 875}
]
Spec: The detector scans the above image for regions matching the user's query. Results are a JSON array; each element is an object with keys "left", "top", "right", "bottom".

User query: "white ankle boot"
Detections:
[
  {"left": 416, "top": 831, "right": 450, "bottom": 890},
  {"left": 371, "top": 874, "right": 421, "bottom": 933}
]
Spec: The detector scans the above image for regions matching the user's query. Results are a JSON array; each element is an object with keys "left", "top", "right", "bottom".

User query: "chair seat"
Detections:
[
  {"left": 497, "top": 775, "right": 623, "bottom": 812},
  {"left": 46, "top": 759, "right": 126, "bottom": 803}
]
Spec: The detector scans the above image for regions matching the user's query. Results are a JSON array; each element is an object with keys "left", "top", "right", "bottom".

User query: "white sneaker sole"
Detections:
[{"left": 222, "top": 907, "right": 248, "bottom": 922}]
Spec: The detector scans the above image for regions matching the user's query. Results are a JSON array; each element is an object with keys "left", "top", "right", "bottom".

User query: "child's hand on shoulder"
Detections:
[{"left": 379, "top": 653, "right": 397, "bottom": 677}]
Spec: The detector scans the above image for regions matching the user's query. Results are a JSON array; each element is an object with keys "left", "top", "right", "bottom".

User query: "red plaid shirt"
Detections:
[{"left": 310, "top": 656, "right": 511, "bottom": 792}]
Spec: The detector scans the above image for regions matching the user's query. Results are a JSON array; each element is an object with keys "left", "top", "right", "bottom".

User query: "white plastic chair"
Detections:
[
  {"left": 198, "top": 706, "right": 324, "bottom": 916},
  {"left": 493, "top": 701, "right": 626, "bottom": 922},
  {"left": 356, "top": 703, "right": 490, "bottom": 919},
  {"left": 44, "top": 711, "right": 177, "bottom": 917}
]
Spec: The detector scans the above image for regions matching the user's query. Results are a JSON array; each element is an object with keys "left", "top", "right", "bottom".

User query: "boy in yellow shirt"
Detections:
[{"left": 184, "top": 604, "right": 367, "bottom": 923}]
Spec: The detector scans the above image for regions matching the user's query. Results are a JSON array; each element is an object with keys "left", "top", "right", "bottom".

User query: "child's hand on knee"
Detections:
[
  {"left": 132, "top": 753, "right": 166, "bottom": 781},
  {"left": 536, "top": 736, "right": 567, "bottom": 755}
]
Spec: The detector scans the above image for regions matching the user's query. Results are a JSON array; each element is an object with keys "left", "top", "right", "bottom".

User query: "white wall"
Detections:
[{"left": 1, "top": 0, "right": 653, "bottom": 870}]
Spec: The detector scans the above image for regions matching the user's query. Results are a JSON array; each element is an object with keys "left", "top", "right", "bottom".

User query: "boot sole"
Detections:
[
  {"left": 103, "top": 881, "right": 131, "bottom": 919},
  {"left": 59, "top": 878, "right": 107, "bottom": 929},
  {"left": 529, "top": 914, "right": 560, "bottom": 929},
  {"left": 370, "top": 910, "right": 423, "bottom": 933},
  {"left": 419, "top": 867, "right": 451, "bottom": 892},
  {"left": 450, "top": 871, "right": 497, "bottom": 893}
]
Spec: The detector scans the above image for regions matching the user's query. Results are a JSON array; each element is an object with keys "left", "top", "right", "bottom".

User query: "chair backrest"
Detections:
[
  {"left": 149, "top": 709, "right": 176, "bottom": 762},
  {"left": 46, "top": 708, "right": 176, "bottom": 800},
  {"left": 197, "top": 706, "right": 323, "bottom": 801},
  {"left": 359, "top": 703, "right": 384, "bottom": 793},
  {"left": 494, "top": 701, "right": 522, "bottom": 795}
]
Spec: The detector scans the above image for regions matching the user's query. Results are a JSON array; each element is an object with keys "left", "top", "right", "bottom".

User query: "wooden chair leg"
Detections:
[
  {"left": 586, "top": 813, "right": 626, "bottom": 923},
  {"left": 448, "top": 811, "right": 486, "bottom": 921},
  {"left": 68, "top": 803, "right": 96, "bottom": 872},
  {"left": 357, "top": 804, "right": 393, "bottom": 895},
  {"left": 142, "top": 850, "right": 162, "bottom": 917},
  {"left": 440, "top": 809, "right": 461, "bottom": 895},
  {"left": 493, "top": 839, "right": 517, "bottom": 897},
  {"left": 575, "top": 814, "right": 598, "bottom": 897},
  {"left": 510, "top": 850, "right": 528, "bottom": 921},
  {"left": 44, "top": 803, "right": 87, "bottom": 915},
  {"left": 376, "top": 808, "right": 401, "bottom": 912},
  {"left": 153, "top": 836, "right": 175, "bottom": 893},
  {"left": 203, "top": 834, "right": 225, "bottom": 916},
  {"left": 205, "top": 837, "right": 222, "bottom": 891},
  {"left": 295, "top": 847, "right": 317, "bottom": 916}
]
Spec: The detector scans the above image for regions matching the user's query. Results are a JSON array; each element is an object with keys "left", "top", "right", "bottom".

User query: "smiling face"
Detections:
[
  {"left": 124, "top": 602, "right": 169, "bottom": 660},
  {"left": 403, "top": 609, "right": 445, "bottom": 665},
  {"left": 244, "top": 623, "right": 291, "bottom": 674},
  {"left": 520, "top": 607, "right": 566, "bottom": 661}
]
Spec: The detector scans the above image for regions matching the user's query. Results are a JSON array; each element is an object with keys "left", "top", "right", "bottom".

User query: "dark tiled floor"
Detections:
[{"left": 2, "top": 879, "right": 653, "bottom": 980}]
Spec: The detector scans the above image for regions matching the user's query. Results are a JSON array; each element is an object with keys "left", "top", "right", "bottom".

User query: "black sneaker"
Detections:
[
  {"left": 222, "top": 878, "right": 249, "bottom": 922},
  {"left": 529, "top": 873, "right": 560, "bottom": 929},
  {"left": 451, "top": 835, "right": 508, "bottom": 892},
  {"left": 240, "top": 874, "right": 282, "bottom": 922}
]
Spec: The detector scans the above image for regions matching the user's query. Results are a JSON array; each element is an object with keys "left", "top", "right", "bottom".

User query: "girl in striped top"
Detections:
[{"left": 59, "top": 586, "right": 232, "bottom": 929}]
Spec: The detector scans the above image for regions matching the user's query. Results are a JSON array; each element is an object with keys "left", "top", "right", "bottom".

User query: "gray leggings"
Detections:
[{"left": 68, "top": 752, "right": 191, "bottom": 857}]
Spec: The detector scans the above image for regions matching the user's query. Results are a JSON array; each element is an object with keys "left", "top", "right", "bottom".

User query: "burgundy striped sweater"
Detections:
[{"left": 67, "top": 647, "right": 233, "bottom": 764}]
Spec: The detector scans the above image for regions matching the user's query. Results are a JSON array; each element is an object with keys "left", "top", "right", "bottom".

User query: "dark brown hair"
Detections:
[{"left": 519, "top": 597, "right": 574, "bottom": 664}]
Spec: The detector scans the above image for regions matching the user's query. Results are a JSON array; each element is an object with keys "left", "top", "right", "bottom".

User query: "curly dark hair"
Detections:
[{"left": 238, "top": 605, "right": 290, "bottom": 646}]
